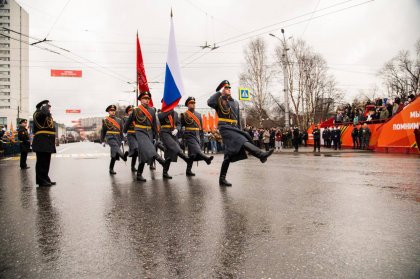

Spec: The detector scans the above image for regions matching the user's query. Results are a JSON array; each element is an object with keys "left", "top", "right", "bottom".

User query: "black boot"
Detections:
[
  {"left": 109, "top": 158, "right": 117, "bottom": 175},
  {"left": 122, "top": 151, "right": 129, "bottom": 162},
  {"left": 154, "top": 154, "right": 170, "bottom": 167},
  {"left": 131, "top": 154, "right": 137, "bottom": 172},
  {"left": 186, "top": 161, "right": 195, "bottom": 176},
  {"left": 219, "top": 159, "right": 232, "bottom": 186},
  {"left": 155, "top": 141, "right": 166, "bottom": 152},
  {"left": 243, "top": 142, "right": 274, "bottom": 163},
  {"left": 136, "top": 162, "right": 146, "bottom": 181},
  {"left": 178, "top": 151, "right": 192, "bottom": 164},
  {"left": 163, "top": 161, "right": 172, "bottom": 179},
  {"left": 198, "top": 152, "right": 214, "bottom": 165}
]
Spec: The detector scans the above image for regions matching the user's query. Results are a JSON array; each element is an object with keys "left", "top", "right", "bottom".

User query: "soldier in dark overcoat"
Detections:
[{"left": 208, "top": 80, "right": 274, "bottom": 186}]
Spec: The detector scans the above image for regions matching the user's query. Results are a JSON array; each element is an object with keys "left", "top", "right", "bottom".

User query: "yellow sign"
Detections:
[{"left": 238, "top": 87, "right": 250, "bottom": 101}]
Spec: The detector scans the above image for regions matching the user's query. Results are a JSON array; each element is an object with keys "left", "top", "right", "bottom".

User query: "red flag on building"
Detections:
[{"left": 136, "top": 32, "right": 153, "bottom": 107}]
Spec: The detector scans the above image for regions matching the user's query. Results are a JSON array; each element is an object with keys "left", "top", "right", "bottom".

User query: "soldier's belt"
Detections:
[
  {"left": 160, "top": 125, "right": 173, "bottom": 129},
  {"left": 106, "top": 131, "right": 120, "bottom": 135},
  {"left": 218, "top": 118, "right": 237, "bottom": 124},
  {"left": 127, "top": 130, "right": 136, "bottom": 134},
  {"left": 35, "top": 131, "right": 56, "bottom": 135},
  {"left": 185, "top": 127, "right": 200, "bottom": 131},
  {"left": 135, "top": 124, "right": 152, "bottom": 129}
]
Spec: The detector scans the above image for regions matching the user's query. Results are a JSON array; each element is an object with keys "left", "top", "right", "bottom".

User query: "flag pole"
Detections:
[{"left": 136, "top": 31, "right": 139, "bottom": 106}]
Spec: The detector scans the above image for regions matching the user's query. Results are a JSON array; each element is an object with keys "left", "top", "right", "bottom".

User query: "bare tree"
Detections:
[
  {"left": 274, "top": 39, "right": 341, "bottom": 129},
  {"left": 379, "top": 39, "right": 420, "bottom": 98},
  {"left": 240, "top": 38, "right": 273, "bottom": 126}
]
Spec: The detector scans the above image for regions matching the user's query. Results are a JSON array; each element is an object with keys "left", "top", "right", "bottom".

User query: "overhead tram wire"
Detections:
[
  {"left": 300, "top": 0, "right": 322, "bottom": 37},
  {"left": 216, "top": 0, "right": 362, "bottom": 45},
  {"left": 0, "top": 32, "right": 130, "bottom": 85},
  {"left": 44, "top": 0, "right": 72, "bottom": 39},
  {"left": 218, "top": 0, "right": 375, "bottom": 48}
]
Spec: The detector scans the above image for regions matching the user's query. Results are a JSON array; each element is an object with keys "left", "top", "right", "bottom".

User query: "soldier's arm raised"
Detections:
[{"left": 207, "top": 92, "right": 221, "bottom": 109}]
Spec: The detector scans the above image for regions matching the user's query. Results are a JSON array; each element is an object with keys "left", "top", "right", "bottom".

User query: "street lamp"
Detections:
[{"left": 269, "top": 30, "right": 291, "bottom": 128}]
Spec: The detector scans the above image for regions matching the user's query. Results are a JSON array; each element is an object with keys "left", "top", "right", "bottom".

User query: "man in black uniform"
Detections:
[
  {"left": 123, "top": 92, "right": 169, "bottom": 181},
  {"left": 208, "top": 80, "right": 274, "bottom": 186},
  {"left": 101, "top": 104, "right": 128, "bottom": 175},
  {"left": 32, "top": 100, "right": 56, "bottom": 186},
  {"left": 17, "top": 118, "right": 30, "bottom": 169},
  {"left": 312, "top": 125, "right": 321, "bottom": 152},
  {"left": 322, "top": 128, "right": 328, "bottom": 148},
  {"left": 180, "top": 97, "right": 213, "bottom": 176},
  {"left": 157, "top": 108, "right": 192, "bottom": 179},
  {"left": 292, "top": 126, "right": 300, "bottom": 152},
  {"left": 351, "top": 125, "right": 359, "bottom": 149},
  {"left": 123, "top": 105, "right": 138, "bottom": 171}
]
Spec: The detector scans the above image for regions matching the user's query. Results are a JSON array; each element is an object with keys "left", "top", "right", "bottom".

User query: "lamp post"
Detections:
[{"left": 269, "top": 30, "right": 290, "bottom": 128}]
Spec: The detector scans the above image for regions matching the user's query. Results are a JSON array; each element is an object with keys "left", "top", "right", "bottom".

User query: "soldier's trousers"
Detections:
[
  {"left": 313, "top": 139, "right": 320, "bottom": 151},
  {"left": 20, "top": 151, "right": 28, "bottom": 168},
  {"left": 35, "top": 152, "right": 52, "bottom": 185}
]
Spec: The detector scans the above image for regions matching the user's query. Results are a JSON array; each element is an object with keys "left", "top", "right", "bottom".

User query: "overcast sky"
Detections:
[{"left": 17, "top": 0, "right": 420, "bottom": 125}]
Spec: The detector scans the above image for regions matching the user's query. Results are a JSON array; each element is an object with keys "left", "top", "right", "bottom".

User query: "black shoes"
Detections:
[
  {"left": 260, "top": 148, "right": 274, "bottom": 163},
  {"left": 122, "top": 151, "right": 129, "bottom": 162},
  {"left": 109, "top": 170, "right": 117, "bottom": 175},
  {"left": 136, "top": 174, "right": 146, "bottom": 182},
  {"left": 204, "top": 155, "right": 214, "bottom": 165},
  {"left": 131, "top": 167, "right": 137, "bottom": 172},
  {"left": 219, "top": 176, "right": 232, "bottom": 187},
  {"left": 186, "top": 170, "right": 196, "bottom": 176},
  {"left": 20, "top": 166, "right": 30, "bottom": 169},
  {"left": 163, "top": 172, "right": 173, "bottom": 179}
]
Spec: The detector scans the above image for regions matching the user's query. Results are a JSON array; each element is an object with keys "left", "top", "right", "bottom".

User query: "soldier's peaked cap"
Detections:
[
  {"left": 19, "top": 119, "right": 27, "bottom": 124},
  {"left": 138, "top": 91, "right": 151, "bottom": 100},
  {"left": 106, "top": 104, "right": 117, "bottom": 112},
  {"left": 36, "top": 100, "right": 50, "bottom": 109},
  {"left": 185, "top": 96, "right": 196, "bottom": 106},
  {"left": 125, "top": 105, "right": 133, "bottom": 113},
  {"left": 216, "top": 80, "right": 230, "bottom": 92}
]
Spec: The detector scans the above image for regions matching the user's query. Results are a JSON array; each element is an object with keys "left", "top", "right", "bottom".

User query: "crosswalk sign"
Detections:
[{"left": 238, "top": 87, "right": 250, "bottom": 101}]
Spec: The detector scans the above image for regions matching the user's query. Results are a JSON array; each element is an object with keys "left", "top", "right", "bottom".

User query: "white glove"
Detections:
[
  {"left": 123, "top": 133, "right": 127, "bottom": 137},
  {"left": 171, "top": 129, "right": 178, "bottom": 136},
  {"left": 121, "top": 141, "right": 125, "bottom": 145}
]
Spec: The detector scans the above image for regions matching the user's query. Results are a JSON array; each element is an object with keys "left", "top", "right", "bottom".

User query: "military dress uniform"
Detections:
[
  {"left": 123, "top": 92, "right": 169, "bottom": 181},
  {"left": 124, "top": 106, "right": 138, "bottom": 171},
  {"left": 32, "top": 100, "right": 56, "bottom": 186},
  {"left": 207, "top": 80, "right": 274, "bottom": 186},
  {"left": 312, "top": 126, "right": 321, "bottom": 152},
  {"left": 180, "top": 97, "right": 213, "bottom": 176},
  {"left": 17, "top": 119, "right": 30, "bottom": 169},
  {"left": 101, "top": 105, "right": 128, "bottom": 175},
  {"left": 157, "top": 109, "right": 191, "bottom": 179}
]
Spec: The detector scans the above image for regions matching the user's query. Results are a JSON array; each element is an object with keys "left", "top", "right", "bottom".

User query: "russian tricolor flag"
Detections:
[{"left": 162, "top": 12, "right": 185, "bottom": 112}]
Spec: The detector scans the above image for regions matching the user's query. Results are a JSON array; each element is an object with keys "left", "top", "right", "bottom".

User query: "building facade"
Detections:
[{"left": 0, "top": 0, "right": 29, "bottom": 129}]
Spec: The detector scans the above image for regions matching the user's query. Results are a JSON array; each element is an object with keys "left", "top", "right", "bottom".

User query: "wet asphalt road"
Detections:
[{"left": 0, "top": 142, "right": 419, "bottom": 278}]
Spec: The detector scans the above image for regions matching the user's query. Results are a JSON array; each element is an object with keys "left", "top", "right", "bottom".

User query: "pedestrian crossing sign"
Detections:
[{"left": 238, "top": 87, "right": 250, "bottom": 101}]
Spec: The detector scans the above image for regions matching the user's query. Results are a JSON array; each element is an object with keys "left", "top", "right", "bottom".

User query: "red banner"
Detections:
[
  {"left": 137, "top": 32, "right": 153, "bottom": 107},
  {"left": 66, "top": 109, "right": 81, "bottom": 113},
  {"left": 51, "top": 70, "right": 82, "bottom": 77}
]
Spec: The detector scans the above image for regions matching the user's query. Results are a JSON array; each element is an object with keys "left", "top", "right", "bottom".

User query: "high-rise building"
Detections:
[{"left": 0, "top": 0, "right": 29, "bottom": 129}]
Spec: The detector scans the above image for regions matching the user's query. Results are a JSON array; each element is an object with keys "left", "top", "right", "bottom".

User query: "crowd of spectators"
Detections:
[{"left": 335, "top": 94, "right": 417, "bottom": 125}]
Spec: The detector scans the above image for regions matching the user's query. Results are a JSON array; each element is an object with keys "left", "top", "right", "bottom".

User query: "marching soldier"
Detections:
[
  {"left": 32, "top": 100, "right": 56, "bottom": 187},
  {"left": 17, "top": 119, "right": 30, "bottom": 169},
  {"left": 180, "top": 96, "right": 214, "bottom": 176},
  {"left": 208, "top": 80, "right": 274, "bottom": 186},
  {"left": 312, "top": 125, "right": 321, "bottom": 152},
  {"left": 101, "top": 104, "right": 128, "bottom": 175},
  {"left": 123, "top": 92, "right": 170, "bottom": 181},
  {"left": 124, "top": 105, "right": 139, "bottom": 172},
  {"left": 157, "top": 108, "right": 192, "bottom": 179}
]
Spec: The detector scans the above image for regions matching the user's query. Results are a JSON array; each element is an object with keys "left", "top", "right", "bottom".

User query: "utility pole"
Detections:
[{"left": 269, "top": 30, "right": 290, "bottom": 128}]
